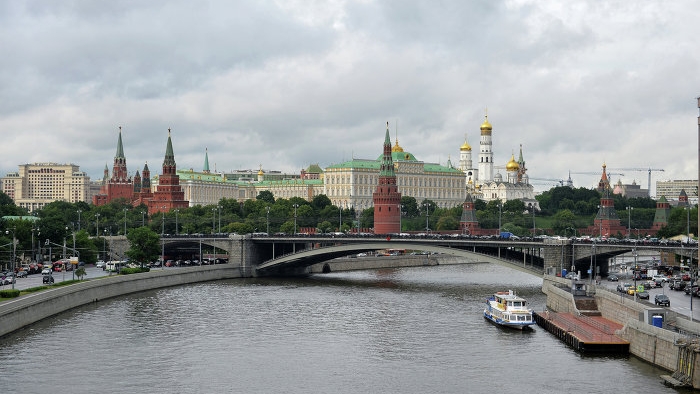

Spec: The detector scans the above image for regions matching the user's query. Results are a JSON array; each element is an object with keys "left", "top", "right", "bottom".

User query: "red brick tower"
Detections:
[
  {"left": 93, "top": 127, "right": 134, "bottom": 205},
  {"left": 373, "top": 122, "right": 402, "bottom": 234},
  {"left": 148, "top": 129, "right": 189, "bottom": 214},
  {"left": 459, "top": 192, "right": 481, "bottom": 235}
]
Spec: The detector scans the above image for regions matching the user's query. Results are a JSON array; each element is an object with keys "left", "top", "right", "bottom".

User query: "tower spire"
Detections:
[
  {"left": 116, "top": 126, "right": 125, "bottom": 159},
  {"left": 203, "top": 147, "right": 210, "bottom": 174}
]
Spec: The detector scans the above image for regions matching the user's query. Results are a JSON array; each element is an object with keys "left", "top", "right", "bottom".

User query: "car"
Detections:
[
  {"left": 565, "top": 272, "right": 579, "bottom": 280},
  {"left": 627, "top": 287, "right": 637, "bottom": 296},
  {"left": 670, "top": 280, "right": 686, "bottom": 291},
  {"left": 42, "top": 274, "right": 54, "bottom": 284},
  {"left": 96, "top": 260, "right": 105, "bottom": 269},
  {"left": 686, "top": 285, "right": 699, "bottom": 296},
  {"left": 1, "top": 274, "right": 15, "bottom": 285},
  {"left": 654, "top": 294, "right": 670, "bottom": 306},
  {"left": 41, "top": 267, "right": 52, "bottom": 275},
  {"left": 617, "top": 283, "right": 633, "bottom": 293},
  {"left": 637, "top": 290, "right": 650, "bottom": 300},
  {"left": 16, "top": 270, "right": 27, "bottom": 278},
  {"left": 607, "top": 274, "right": 619, "bottom": 282}
]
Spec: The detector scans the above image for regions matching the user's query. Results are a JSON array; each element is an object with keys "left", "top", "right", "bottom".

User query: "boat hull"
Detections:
[{"left": 483, "top": 310, "right": 535, "bottom": 330}]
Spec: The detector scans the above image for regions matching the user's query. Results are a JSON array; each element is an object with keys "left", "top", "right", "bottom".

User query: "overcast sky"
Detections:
[{"left": 2, "top": 0, "right": 699, "bottom": 196}]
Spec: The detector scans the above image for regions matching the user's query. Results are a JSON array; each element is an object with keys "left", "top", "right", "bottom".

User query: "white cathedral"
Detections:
[{"left": 457, "top": 115, "right": 539, "bottom": 210}]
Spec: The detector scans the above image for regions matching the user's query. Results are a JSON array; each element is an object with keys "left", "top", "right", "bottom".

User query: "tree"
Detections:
[
  {"left": 256, "top": 190, "right": 275, "bottom": 204},
  {"left": 400, "top": 196, "right": 419, "bottom": 218},
  {"left": 125, "top": 227, "right": 161, "bottom": 267},
  {"left": 311, "top": 194, "right": 332, "bottom": 211}
]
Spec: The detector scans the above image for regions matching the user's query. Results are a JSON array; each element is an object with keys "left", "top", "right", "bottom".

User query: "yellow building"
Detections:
[{"left": 1, "top": 163, "right": 91, "bottom": 212}]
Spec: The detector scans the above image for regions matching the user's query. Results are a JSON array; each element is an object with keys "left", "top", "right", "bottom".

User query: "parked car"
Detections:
[
  {"left": 2, "top": 274, "right": 16, "bottom": 285},
  {"left": 654, "top": 294, "right": 671, "bottom": 306},
  {"left": 607, "top": 275, "right": 619, "bottom": 282},
  {"left": 16, "top": 270, "right": 27, "bottom": 278},
  {"left": 686, "top": 285, "right": 699, "bottom": 296},
  {"left": 637, "top": 290, "right": 650, "bottom": 300},
  {"left": 96, "top": 260, "right": 105, "bottom": 269}
]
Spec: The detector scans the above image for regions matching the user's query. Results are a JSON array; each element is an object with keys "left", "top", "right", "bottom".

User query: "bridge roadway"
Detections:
[{"left": 104, "top": 234, "right": 696, "bottom": 277}]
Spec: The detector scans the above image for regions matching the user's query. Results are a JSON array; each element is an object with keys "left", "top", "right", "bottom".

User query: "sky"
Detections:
[{"left": 2, "top": 0, "right": 700, "bottom": 197}]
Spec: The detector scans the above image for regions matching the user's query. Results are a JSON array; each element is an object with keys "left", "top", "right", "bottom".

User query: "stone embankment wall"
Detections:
[
  {"left": 543, "top": 276, "right": 700, "bottom": 387},
  {"left": 0, "top": 265, "right": 241, "bottom": 338},
  {"left": 308, "top": 254, "right": 463, "bottom": 273}
]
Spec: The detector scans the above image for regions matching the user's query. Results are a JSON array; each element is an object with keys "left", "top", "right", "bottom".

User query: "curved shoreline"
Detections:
[{"left": 0, "top": 265, "right": 242, "bottom": 338}]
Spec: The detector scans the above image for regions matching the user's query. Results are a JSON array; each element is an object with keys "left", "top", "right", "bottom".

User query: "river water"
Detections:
[{"left": 0, "top": 263, "right": 682, "bottom": 394}]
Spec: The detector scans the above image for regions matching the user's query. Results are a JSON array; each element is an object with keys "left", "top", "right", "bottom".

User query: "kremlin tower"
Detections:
[
  {"left": 148, "top": 129, "right": 189, "bottom": 214},
  {"left": 373, "top": 122, "right": 402, "bottom": 234},
  {"left": 93, "top": 127, "right": 134, "bottom": 206}
]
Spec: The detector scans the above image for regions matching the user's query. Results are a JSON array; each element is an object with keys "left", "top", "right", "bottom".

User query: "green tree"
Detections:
[
  {"left": 311, "top": 194, "right": 332, "bottom": 211},
  {"left": 256, "top": 190, "right": 275, "bottom": 204},
  {"left": 400, "top": 196, "right": 419, "bottom": 218},
  {"left": 125, "top": 227, "right": 161, "bottom": 267},
  {"left": 551, "top": 209, "right": 577, "bottom": 235}
]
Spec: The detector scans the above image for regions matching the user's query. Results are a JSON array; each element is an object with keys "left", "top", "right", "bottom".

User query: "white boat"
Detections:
[{"left": 483, "top": 290, "right": 536, "bottom": 330}]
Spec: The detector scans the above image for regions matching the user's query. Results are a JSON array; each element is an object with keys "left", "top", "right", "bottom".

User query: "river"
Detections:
[{"left": 0, "top": 262, "right": 681, "bottom": 394}]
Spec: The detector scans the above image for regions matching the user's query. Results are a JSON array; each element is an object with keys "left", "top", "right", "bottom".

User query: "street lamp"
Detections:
[
  {"left": 103, "top": 229, "right": 107, "bottom": 262},
  {"left": 141, "top": 211, "right": 146, "bottom": 227},
  {"left": 626, "top": 206, "right": 633, "bottom": 239},
  {"left": 399, "top": 204, "right": 403, "bottom": 232},
  {"left": 423, "top": 203, "right": 430, "bottom": 232},
  {"left": 174, "top": 209, "right": 179, "bottom": 235},
  {"left": 123, "top": 208, "right": 128, "bottom": 236},
  {"left": 293, "top": 204, "right": 299, "bottom": 234},
  {"left": 212, "top": 207, "right": 216, "bottom": 234},
  {"left": 6, "top": 228, "right": 16, "bottom": 289},
  {"left": 266, "top": 207, "right": 270, "bottom": 235},
  {"left": 217, "top": 205, "right": 221, "bottom": 233},
  {"left": 161, "top": 211, "right": 165, "bottom": 269},
  {"left": 339, "top": 202, "right": 342, "bottom": 232},
  {"left": 77, "top": 209, "right": 82, "bottom": 232},
  {"left": 498, "top": 201, "right": 502, "bottom": 235},
  {"left": 95, "top": 213, "right": 100, "bottom": 237}
]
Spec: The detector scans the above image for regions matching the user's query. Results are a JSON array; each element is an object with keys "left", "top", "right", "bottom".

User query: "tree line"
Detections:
[{"left": 0, "top": 186, "right": 696, "bottom": 267}]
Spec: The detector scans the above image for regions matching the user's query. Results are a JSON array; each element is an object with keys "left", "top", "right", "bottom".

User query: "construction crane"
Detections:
[
  {"left": 570, "top": 171, "right": 625, "bottom": 177},
  {"left": 607, "top": 167, "right": 665, "bottom": 197},
  {"left": 529, "top": 177, "right": 565, "bottom": 187}
]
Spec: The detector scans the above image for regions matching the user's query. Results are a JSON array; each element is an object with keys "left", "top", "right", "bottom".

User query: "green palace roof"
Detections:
[{"left": 326, "top": 157, "right": 462, "bottom": 174}]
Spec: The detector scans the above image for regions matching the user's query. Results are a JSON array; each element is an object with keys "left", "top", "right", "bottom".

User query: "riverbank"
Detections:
[
  {"left": 0, "top": 264, "right": 241, "bottom": 338},
  {"left": 542, "top": 275, "right": 700, "bottom": 389}
]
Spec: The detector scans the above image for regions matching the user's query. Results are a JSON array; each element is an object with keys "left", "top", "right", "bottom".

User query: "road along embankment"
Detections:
[{"left": 0, "top": 265, "right": 241, "bottom": 338}]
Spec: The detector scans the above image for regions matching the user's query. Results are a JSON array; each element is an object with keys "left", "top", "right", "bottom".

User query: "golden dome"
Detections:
[
  {"left": 392, "top": 138, "right": 404, "bottom": 153},
  {"left": 460, "top": 139, "right": 471, "bottom": 151},
  {"left": 506, "top": 154, "right": 519, "bottom": 171},
  {"left": 480, "top": 115, "right": 492, "bottom": 134}
]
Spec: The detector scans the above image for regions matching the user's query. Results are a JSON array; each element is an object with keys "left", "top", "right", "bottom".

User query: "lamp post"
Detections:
[
  {"left": 6, "top": 228, "right": 16, "bottom": 289},
  {"left": 531, "top": 205, "right": 536, "bottom": 237},
  {"left": 339, "top": 202, "right": 342, "bottom": 232},
  {"left": 174, "top": 209, "right": 179, "bottom": 235},
  {"left": 423, "top": 203, "right": 430, "bottom": 232},
  {"left": 162, "top": 211, "right": 165, "bottom": 269},
  {"left": 123, "top": 208, "right": 128, "bottom": 236},
  {"left": 212, "top": 207, "right": 216, "bottom": 234},
  {"left": 266, "top": 207, "right": 270, "bottom": 235},
  {"left": 626, "top": 206, "right": 633, "bottom": 239},
  {"left": 399, "top": 204, "right": 403, "bottom": 232},
  {"left": 687, "top": 206, "right": 691, "bottom": 244},
  {"left": 293, "top": 204, "right": 299, "bottom": 234},
  {"left": 95, "top": 213, "right": 100, "bottom": 237},
  {"left": 102, "top": 229, "right": 106, "bottom": 262},
  {"left": 217, "top": 205, "right": 221, "bottom": 233},
  {"left": 498, "top": 201, "right": 502, "bottom": 235},
  {"left": 141, "top": 211, "right": 146, "bottom": 227},
  {"left": 77, "top": 209, "right": 82, "bottom": 232}
]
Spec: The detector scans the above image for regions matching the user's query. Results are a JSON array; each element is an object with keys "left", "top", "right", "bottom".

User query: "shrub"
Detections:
[
  {"left": 0, "top": 289, "right": 21, "bottom": 298},
  {"left": 119, "top": 267, "right": 150, "bottom": 275}
]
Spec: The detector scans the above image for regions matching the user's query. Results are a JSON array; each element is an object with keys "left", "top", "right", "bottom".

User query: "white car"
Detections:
[
  {"left": 41, "top": 267, "right": 52, "bottom": 275},
  {"left": 96, "top": 260, "right": 105, "bottom": 269}
]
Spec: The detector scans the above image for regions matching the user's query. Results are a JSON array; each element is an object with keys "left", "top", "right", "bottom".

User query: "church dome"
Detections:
[
  {"left": 506, "top": 155, "right": 519, "bottom": 171},
  {"left": 460, "top": 139, "right": 471, "bottom": 151},
  {"left": 392, "top": 139, "right": 404, "bottom": 153},
  {"left": 480, "top": 115, "right": 492, "bottom": 134}
]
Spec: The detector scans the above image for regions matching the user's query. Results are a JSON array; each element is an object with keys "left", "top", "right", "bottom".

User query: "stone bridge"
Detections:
[{"left": 105, "top": 234, "right": 696, "bottom": 277}]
